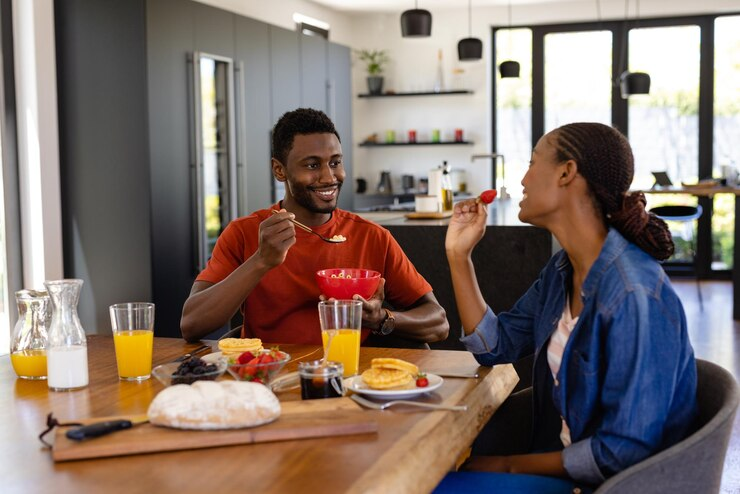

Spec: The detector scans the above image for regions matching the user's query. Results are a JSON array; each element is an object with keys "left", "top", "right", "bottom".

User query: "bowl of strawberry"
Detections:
[{"left": 226, "top": 348, "right": 291, "bottom": 386}]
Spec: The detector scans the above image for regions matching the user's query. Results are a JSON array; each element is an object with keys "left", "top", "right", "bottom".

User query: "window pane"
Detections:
[
  {"left": 544, "top": 30, "right": 612, "bottom": 133},
  {"left": 712, "top": 16, "right": 740, "bottom": 270},
  {"left": 495, "top": 28, "right": 532, "bottom": 198},
  {"left": 628, "top": 25, "right": 701, "bottom": 190}
]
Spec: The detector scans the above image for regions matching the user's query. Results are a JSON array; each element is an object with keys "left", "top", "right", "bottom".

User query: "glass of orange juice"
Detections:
[
  {"left": 318, "top": 300, "right": 362, "bottom": 377},
  {"left": 110, "top": 302, "right": 155, "bottom": 381}
]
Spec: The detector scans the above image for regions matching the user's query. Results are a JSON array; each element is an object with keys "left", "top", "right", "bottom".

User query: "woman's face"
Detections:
[{"left": 518, "top": 131, "right": 569, "bottom": 227}]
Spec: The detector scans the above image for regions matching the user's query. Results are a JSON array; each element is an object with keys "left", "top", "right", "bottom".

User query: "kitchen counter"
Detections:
[{"left": 352, "top": 198, "right": 553, "bottom": 352}]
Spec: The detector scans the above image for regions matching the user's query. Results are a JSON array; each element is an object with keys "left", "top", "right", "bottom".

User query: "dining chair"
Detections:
[
  {"left": 650, "top": 204, "right": 704, "bottom": 309},
  {"left": 595, "top": 358, "right": 739, "bottom": 493}
]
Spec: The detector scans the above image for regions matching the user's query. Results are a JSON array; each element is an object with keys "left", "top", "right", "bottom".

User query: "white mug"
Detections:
[{"left": 415, "top": 194, "right": 439, "bottom": 213}]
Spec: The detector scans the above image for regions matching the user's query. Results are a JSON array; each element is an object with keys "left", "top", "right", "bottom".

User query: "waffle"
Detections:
[
  {"left": 218, "top": 338, "right": 263, "bottom": 358},
  {"left": 361, "top": 367, "right": 414, "bottom": 390},
  {"left": 370, "top": 358, "right": 419, "bottom": 376}
]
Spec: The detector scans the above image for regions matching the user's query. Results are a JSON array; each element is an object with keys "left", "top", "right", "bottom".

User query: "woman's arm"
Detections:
[{"left": 445, "top": 200, "right": 489, "bottom": 334}]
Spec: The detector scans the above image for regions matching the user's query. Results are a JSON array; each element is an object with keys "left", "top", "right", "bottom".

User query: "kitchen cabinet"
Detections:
[{"left": 55, "top": 0, "right": 354, "bottom": 337}]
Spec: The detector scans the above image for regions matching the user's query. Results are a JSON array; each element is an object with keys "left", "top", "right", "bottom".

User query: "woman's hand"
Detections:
[{"left": 445, "top": 199, "right": 488, "bottom": 260}]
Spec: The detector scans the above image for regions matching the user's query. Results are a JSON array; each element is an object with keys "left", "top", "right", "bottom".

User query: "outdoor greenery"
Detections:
[{"left": 356, "top": 49, "right": 389, "bottom": 76}]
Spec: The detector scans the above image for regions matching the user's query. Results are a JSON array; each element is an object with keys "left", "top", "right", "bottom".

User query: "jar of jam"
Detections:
[{"left": 299, "top": 360, "right": 344, "bottom": 400}]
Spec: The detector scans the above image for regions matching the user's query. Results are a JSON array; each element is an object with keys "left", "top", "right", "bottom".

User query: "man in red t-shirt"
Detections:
[{"left": 181, "top": 108, "right": 448, "bottom": 346}]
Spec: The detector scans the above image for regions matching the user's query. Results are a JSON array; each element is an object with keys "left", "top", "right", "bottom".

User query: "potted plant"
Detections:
[{"left": 357, "top": 49, "right": 389, "bottom": 95}]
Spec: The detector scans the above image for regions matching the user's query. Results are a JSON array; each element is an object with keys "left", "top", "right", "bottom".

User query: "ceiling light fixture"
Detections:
[
  {"left": 617, "top": 0, "right": 650, "bottom": 97},
  {"left": 458, "top": 0, "right": 482, "bottom": 61},
  {"left": 401, "top": 0, "right": 432, "bottom": 38},
  {"left": 498, "top": 1, "right": 520, "bottom": 78}
]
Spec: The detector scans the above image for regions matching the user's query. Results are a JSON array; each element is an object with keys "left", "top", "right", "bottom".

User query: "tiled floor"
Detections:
[{"left": 671, "top": 280, "right": 740, "bottom": 494}]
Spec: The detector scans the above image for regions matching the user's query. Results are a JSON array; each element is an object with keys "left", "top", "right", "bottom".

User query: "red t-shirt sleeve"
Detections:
[{"left": 196, "top": 220, "right": 253, "bottom": 284}]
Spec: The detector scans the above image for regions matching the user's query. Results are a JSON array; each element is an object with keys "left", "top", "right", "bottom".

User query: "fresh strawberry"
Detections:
[
  {"left": 239, "top": 365, "right": 257, "bottom": 379},
  {"left": 478, "top": 190, "right": 497, "bottom": 204},
  {"left": 416, "top": 373, "right": 429, "bottom": 388},
  {"left": 237, "top": 351, "right": 255, "bottom": 365},
  {"left": 260, "top": 354, "right": 275, "bottom": 364}
]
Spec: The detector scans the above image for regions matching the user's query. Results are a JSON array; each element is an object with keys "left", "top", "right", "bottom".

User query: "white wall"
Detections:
[{"left": 198, "top": 0, "right": 739, "bottom": 199}]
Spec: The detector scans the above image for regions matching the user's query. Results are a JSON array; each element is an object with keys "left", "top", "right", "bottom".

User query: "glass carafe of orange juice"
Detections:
[{"left": 10, "top": 289, "right": 52, "bottom": 380}]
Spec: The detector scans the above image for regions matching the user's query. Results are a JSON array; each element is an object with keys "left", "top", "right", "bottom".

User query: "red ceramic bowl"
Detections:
[{"left": 315, "top": 268, "right": 381, "bottom": 300}]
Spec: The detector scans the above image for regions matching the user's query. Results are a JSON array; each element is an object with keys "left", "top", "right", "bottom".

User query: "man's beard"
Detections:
[{"left": 291, "top": 182, "right": 343, "bottom": 214}]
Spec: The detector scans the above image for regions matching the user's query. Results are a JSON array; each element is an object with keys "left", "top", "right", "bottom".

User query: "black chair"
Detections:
[{"left": 650, "top": 204, "right": 704, "bottom": 309}]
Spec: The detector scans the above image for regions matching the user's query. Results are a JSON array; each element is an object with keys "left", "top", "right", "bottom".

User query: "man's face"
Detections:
[{"left": 275, "top": 133, "right": 344, "bottom": 214}]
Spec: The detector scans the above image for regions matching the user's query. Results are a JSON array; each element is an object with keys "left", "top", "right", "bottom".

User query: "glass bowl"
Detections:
[
  {"left": 315, "top": 268, "right": 381, "bottom": 300},
  {"left": 226, "top": 350, "right": 291, "bottom": 386},
  {"left": 152, "top": 358, "right": 227, "bottom": 387}
]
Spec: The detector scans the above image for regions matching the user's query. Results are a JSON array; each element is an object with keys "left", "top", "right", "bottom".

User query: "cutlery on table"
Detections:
[
  {"left": 431, "top": 371, "right": 479, "bottom": 379},
  {"left": 65, "top": 417, "right": 149, "bottom": 441},
  {"left": 350, "top": 393, "right": 467, "bottom": 412},
  {"left": 271, "top": 210, "right": 346, "bottom": 243},
  {"left": 173, "top": 344, "right": 210, "bottom": 362}
]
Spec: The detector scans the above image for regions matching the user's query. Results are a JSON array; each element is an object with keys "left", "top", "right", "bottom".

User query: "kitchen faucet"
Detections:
[{"left": 470, "top": 153, "right": 509, "bottom": 199}]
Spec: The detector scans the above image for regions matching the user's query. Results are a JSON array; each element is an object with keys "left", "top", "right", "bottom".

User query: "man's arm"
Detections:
[
  {"left": 359, "top": 283, "right": 448, "bottom": 343},
  {"left": 180, "top": 210, "right": 297, "bottom": 342}
]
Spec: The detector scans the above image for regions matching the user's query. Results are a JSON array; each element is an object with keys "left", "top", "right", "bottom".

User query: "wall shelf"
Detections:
[
  {"left": 359, "top": 141, "right": 474, "bottom": 147},
  {"left": 358, "top": 90, "right": 473, "bottom": 98}
]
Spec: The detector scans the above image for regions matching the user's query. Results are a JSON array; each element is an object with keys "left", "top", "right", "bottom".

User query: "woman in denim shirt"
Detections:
[{"left": 438, "top": 123, "right": 697, "bottom": 492}]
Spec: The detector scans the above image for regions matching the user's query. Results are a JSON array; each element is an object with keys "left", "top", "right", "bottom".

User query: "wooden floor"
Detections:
[{"left": 671, "top": 279, "right": 740, "bottom": 494}]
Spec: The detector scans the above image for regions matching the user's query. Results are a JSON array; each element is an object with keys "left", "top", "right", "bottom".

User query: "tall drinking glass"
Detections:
[
  {"left": 110, "top": 302, "right": 155, "bottom": 381},
  {"left": 318, "top": 300, "right": 362, "bottom": 377}
]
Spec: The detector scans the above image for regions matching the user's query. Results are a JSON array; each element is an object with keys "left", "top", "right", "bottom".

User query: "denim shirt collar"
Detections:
[{"left": 554, "top": 228, "right": 629, "bottom": 301}]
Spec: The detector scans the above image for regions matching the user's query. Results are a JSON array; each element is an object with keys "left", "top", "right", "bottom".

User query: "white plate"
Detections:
[{"left": 345, "top": 373, "right": 443, "bottom": 399}]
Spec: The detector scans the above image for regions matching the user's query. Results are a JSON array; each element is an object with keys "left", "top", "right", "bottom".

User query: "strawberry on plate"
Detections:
[{"left": 416, "top": 373, "right": 429, "bottom": 388}]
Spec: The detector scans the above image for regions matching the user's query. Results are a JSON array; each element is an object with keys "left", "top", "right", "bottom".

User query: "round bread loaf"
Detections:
[{"left": 148, "top": 381, "right": 280, "bottom": 430}]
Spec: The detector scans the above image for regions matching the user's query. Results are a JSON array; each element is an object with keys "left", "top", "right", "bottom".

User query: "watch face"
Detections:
[{"left": 380, "top": 311, "right": 395, "bottom": 335}]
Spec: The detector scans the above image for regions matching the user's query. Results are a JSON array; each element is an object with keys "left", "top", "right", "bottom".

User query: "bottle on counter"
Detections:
[
  {"left": 44, "top": 279, "right": 89, "bottom": 391},
  {"left": 441, "top": 161, "right": 454, "bottom": 212},
  {"left": 428, "top": 167, "right": 443, "bottom": 212}
]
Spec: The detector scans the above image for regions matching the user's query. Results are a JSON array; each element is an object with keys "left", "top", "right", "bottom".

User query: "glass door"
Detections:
[{"left": 191, "top": 53, "right": 237, "bottom": 272}]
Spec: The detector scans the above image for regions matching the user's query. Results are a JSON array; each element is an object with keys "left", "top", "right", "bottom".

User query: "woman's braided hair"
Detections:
[{"left": 553, "top": 122, "right": 674, "bottom": 261}]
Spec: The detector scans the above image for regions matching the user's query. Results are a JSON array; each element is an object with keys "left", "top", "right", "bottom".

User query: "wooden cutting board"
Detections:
[{"left": 52, "top": 398, "right": 376, "bottom": 462}]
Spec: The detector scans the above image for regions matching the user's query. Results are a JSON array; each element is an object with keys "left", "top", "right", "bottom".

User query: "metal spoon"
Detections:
[{"left": 271, "top": 210, "right": 346, "bottom": 243}]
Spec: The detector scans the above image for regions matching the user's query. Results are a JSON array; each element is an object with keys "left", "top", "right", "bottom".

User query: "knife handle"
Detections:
[{"left": 65, "top": 420, "right": 133, "bottom": 441}]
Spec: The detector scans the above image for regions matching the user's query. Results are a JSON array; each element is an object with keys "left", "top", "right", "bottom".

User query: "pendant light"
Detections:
[
  {"left": 401, "top": 0, "right": 432, "bottom": 38},
  {"left": 498, "top": 1, "right": 520, "bottom": 78},
  {"left": 458, "top": 0, "right": 482, "bottom": 61},
  {"left": 617, "top": 0, "right": 650, "bottom": 97}
]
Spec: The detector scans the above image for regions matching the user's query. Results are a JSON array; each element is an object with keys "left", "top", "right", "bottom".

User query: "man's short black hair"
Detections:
[{"left": 271, "top": 108, "right": 341, "bottom": 165}]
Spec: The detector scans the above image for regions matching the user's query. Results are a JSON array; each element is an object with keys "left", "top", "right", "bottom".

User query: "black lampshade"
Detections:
[
  {"left": 620, "top": 71, "right": 651, "bottom": 98},
  {"left": 401, "top": 9, "right": 432, "bottom": 37},
  {"left": 457, "top": 38, "right": 482, "bottom": 61},
  {"left": 499, "top": 60, "right": 520, "bottom": 78}
]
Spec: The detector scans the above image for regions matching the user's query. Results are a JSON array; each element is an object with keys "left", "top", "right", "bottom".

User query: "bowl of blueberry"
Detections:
[{"left": 152, "top": 356, "right": 227, "bottom": 386}]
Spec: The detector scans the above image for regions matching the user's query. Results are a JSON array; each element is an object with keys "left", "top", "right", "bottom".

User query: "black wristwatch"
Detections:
[{"left": 374, "top": 308, "right": 395, "bottom": 336}]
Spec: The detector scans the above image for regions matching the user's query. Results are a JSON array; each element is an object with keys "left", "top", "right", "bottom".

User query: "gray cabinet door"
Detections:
[
  {"left": 300, "top": 34, "right": 327, "bottom": 112},
  {"left": 328, "top": 42, "right": 354, "bottom": 211},
  {"left": 235, "top": 16, "right": 272, "bottom": 214},
  {"left": 269, "top": 27, "right": 301, "bottom": 122}
]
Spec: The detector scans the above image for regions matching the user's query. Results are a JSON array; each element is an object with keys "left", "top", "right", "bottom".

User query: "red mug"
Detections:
[
  {"left": 455, "top": 128, "right": 464, "bottom": 142},
  {"left": 408, "top": 130, "right": 417, "bottom": 143}
]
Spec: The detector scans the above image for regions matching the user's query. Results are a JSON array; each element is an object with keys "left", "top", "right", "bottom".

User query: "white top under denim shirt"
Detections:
[{"left": 460, "top": 228, "right": 698, "bottom": 486}]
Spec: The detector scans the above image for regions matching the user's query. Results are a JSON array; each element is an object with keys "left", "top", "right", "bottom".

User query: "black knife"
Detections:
[{"left": 65, "top": 419, "right": 147, "bottom": 441}]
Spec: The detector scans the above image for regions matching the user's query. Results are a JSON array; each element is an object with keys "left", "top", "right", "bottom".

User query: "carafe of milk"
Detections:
[{"left": 44, "top": 279, "right": 89, "bottom": 391}]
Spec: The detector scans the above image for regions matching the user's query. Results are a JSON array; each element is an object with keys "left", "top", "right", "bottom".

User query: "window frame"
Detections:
[{"left": 492, "top": 12, "right": 740, "bottom": 279}]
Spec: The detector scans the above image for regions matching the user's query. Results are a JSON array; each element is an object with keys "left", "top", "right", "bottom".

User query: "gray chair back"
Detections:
[{"left": 596, "top": 359, "right": 739, "bottom": 493}]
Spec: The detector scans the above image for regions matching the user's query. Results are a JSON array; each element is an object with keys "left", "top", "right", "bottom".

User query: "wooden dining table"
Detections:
[{"left": 1, "top": 336, "right": 518, "bottom": 494}]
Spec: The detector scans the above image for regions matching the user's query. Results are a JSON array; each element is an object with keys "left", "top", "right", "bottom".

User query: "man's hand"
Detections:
[
  {"left": 355, "top": 278, "right": 387, "bottom": 330},
  {"left": 257, "top": 209, "right": 297, "bottom": 268}
]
